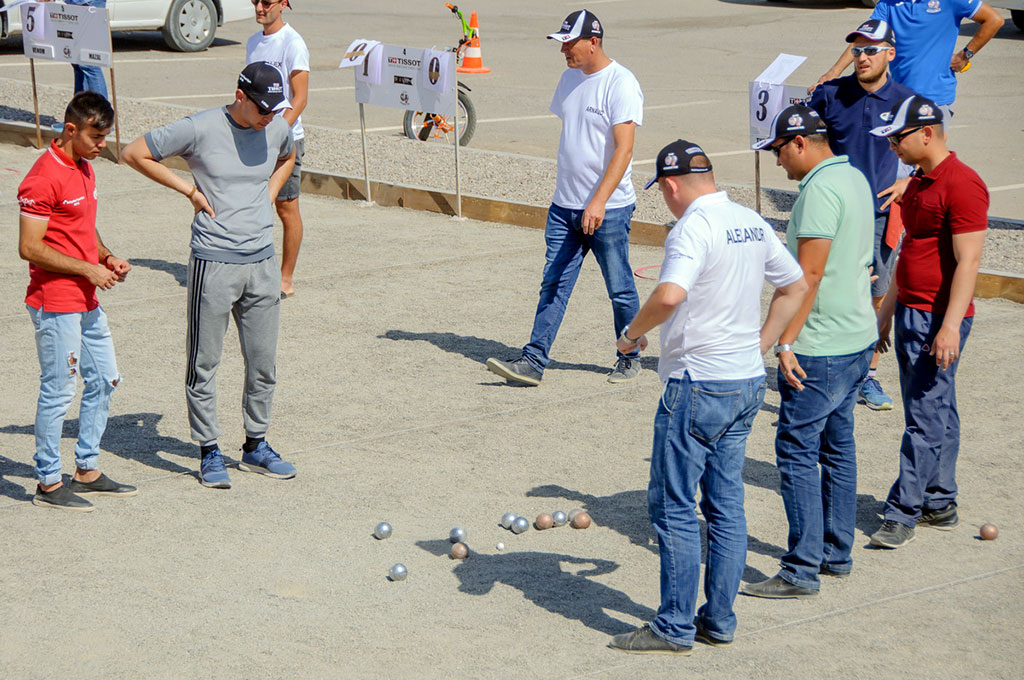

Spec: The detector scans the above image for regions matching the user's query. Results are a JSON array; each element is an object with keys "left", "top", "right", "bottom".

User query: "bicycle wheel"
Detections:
[{"left": 402, "top": 90, "right": 476, "bottom": 146}]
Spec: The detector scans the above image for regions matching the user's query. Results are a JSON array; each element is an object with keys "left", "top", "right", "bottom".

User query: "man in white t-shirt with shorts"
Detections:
[
  {"left": 486, "top": 10, "right": 644, "bottom": 386},
  {"left": 608, "top": 140, "right": 807, "bottom": 655},
  {"left": 247, "top": 0, "right": 309, "bottom": 299}
]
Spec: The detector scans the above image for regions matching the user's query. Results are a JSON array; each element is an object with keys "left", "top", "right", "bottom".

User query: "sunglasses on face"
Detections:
[
  {"left": 245, "top": 93, "right": 273, "bottom": 116},
  {"left": 770, "top": 137, "right": 796, "bottom": 157},
  {"left": 251, "top": 0, "right": 283, "bottom": 8},
  {"left": 888, "top": 127, "right": 923, "bottom": 147},
  {"left": 851, "top": 46, "right": 892, "bottom": 57}
]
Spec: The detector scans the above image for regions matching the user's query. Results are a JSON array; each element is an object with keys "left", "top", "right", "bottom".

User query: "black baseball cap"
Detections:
[
  {"left": 846, "top": 19, "right": 895, "bottom": 46},
  {"left": 237, "top": 62, "right": 291, "bottom": 113},
  {"left": 547, "top": 10, "right": 604, "bottom": 42},
  {"left": 752, "top": 105, "right": 828, "bottom": 151},
  {"left": 870, "top": 95, "right": 943, "bottom": 137},
  {"left": 643, "top": 139, "right": 713, "bottom": 190}
]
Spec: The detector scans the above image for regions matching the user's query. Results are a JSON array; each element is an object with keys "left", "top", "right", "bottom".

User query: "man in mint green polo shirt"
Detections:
[{"left": 742, "top": 105, "right": 878, "bottom": 600}]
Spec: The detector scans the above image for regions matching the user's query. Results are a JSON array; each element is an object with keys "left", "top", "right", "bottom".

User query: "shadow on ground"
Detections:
[
  {"left": 0, "top": 412, "right": 196, "bottom": 491},
  {"left": 132, "top": 258, "right": 187, "bottom": 287},
  {"left": 417, "top": 538, "right": 655, "bottom": 635},
  {"left": 381, "top": 330, "right": 653, "bottom": 376}
]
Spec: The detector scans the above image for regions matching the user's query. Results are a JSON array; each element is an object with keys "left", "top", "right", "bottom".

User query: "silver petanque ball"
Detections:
[
  {"left": 388, "top": 563, "right": 408, "bottom": 581},
  {"left": 511, "top": 516, "right": 530, "bottom": 534},
  {"left": 373, "top": 522, "right": 393, "bottom": 540},
  {"left": 568, "top": 508, "right": 584, "bottom": 522},
  {"left": 449, "top": 526, "right": 467, "bottom": 543},
  {"left": 500, "top": 512, "right": 517, "bottom": 529},
  {"left": 552, "top": 511, "right": 568, "bottom": 527}
]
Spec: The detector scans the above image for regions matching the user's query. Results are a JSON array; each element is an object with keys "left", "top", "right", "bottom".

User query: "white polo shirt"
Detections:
[
  {"left": 657, "top": 191, "right": 804, "bottom": 382},
  {"left": 246, "top": 24, "right": 310, "bottom": 140},
  {"left": 549, "top": 60, "right": 643, "bottom": 210}
]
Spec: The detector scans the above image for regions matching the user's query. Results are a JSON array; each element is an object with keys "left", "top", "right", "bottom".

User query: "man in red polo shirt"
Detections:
[
  {"left": 867, "top": 95, "right": 988, "bottom": 549},
  {"left": 18, "top": 91, "right": 136, "bottom": 512}
]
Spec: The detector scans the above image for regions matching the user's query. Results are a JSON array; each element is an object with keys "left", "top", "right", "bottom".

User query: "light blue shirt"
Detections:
[{"left": 871, "top": 0, "right": 981, "bottom": 106}]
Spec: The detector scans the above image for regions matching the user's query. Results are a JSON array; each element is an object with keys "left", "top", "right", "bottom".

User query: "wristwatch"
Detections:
[
  {"left": 620, "top": 326, "right": 638, "bottom": 343},
  {"left": 774, "top": 344, "right": 794, "bottom": 356},
  {"left": 962, "top": 47, "right": 975, "bottom": 60}
]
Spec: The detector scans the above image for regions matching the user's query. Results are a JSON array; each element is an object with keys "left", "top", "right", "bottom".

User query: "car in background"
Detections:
[{"left": 1, "top": 0, "right": 254, "bottom": 52}]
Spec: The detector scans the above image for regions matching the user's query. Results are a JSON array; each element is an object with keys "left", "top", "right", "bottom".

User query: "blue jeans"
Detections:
[
  {"left": 775, "top": 345, "right": 874, "bottom": 589},
  {"left": 648, "top": 373, "right": 766, "bottom": 645},
  {"left": 66, "top": 0, "right": 108, "bottom": 98},
  {"left": 520, "top": 203, "right": 639, "bottom": 372},
  {"left": 883, "top": 304, "right": 972, "bottom": 526},
  {"left": 27, "top": 305, "right": 119, "bottom": 485}
]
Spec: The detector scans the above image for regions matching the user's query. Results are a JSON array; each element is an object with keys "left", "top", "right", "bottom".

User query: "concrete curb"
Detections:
[{"left": 2, "top": 118, "right": 1020, "bottom": 303}]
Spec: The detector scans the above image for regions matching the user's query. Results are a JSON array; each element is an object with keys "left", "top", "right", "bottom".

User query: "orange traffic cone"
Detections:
[{"left": 458, "top": 12, "right": 492, "bottom": 74}]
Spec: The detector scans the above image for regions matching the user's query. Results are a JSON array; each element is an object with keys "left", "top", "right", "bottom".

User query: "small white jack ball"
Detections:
[
  {"left": 388, "top": 563, "right": 408, "bottom": 581},
  {"left": 495, "top": 542, "right": 505, "bottom": 551}
]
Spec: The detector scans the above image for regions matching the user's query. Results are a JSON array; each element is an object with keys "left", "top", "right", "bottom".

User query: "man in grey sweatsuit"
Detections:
[{"left": 122, "top": 62, "right": 297, "bottom": 489}]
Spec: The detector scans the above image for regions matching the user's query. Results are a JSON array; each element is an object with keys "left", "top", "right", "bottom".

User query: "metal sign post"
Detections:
[
  {"left": 358, "top": 102, "right": 371, "bottom": 203},
  {"left": 29, "top": 58, "right": 41, "bottom": 148},
  {"left": 754, "top": 151, "right": 761, "bottom": 214}
]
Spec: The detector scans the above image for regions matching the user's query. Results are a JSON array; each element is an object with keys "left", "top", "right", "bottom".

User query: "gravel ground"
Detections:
[{"left": 3, "top": 76, "right": 1022, "bottom": 274}]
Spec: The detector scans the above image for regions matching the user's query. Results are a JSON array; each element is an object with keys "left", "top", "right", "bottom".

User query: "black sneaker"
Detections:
[
  {"left": 869, "top": 520, "right": 915, "bottom": 549},
  {"left": 608, "top": 624, "right": 692, "bottom": 656},
  {"left": 917, "top": 502, "right": 959, "bottom": 531},
  {"left": 740, "top": 574, "right": 818, "bottom": 599},
  {"left": 32, "top": 484, "right": 94, "bottom": 512},
  {"left": 485, "top": 357, "right": 542, "bottom": 386},
  {"left": 819, "top": 565, "right": 851, "bottom": 579},
  {"left": 69, "top": 473, "right": 138, "bottom": 497},
  {"left": 694, "top": 623, "right": 732, "bottom": 647},
  {"left": 607, "top": 357, "right": 641, "bottom": 384}
]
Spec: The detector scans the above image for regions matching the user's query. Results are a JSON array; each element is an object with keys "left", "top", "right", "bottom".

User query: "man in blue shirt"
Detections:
[
  {"left": 812, "top": 0, "right": 1004, "bottom": 116},
  {"left": 810, "top": 20, "right": 915, "bottom": 411}
]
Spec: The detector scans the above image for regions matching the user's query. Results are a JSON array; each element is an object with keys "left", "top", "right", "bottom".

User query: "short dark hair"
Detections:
[
  {"left": 803, "top": 133, "right": 830, "bottom": 146},
  {"left": 64, "top": 91, "right": 114, "bottom": 130}
]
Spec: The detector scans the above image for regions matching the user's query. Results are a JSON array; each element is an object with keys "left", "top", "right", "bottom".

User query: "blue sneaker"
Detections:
[
  {"left": 199, "top": 449, "right": 231, "bottom": 489},
  {"left": 859, "top": 377, "right": 893, "bottom": 411},
  {"left": 239, "top": 441, "right": 296, "bottom": 479}
]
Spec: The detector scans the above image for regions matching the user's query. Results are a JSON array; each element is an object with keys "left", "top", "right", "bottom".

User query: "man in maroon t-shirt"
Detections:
[
  {"left": 18, "top": 92, "right": 136, "bottom": 512},
  {"left": 867, "top": 95, "right": 988, "bottom": 549}
]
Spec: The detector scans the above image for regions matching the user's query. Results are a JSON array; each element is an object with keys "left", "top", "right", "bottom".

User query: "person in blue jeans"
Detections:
[
  {"left": 608, "top": 140, "right": 806, "bottom": 655},
  {"left": 485, "top": 10, "right": 644, "bottom": 386},
  {"left": 18, "top": 92, "right": 135, "bottom": 512},
  {"left": 743, "top": 106, "right": 878, "bottom": 600}
]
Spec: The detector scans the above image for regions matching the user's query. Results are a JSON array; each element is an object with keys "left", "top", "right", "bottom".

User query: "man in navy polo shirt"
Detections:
[
  {"left": 810, "top": 20, "right": 915, "bottom": 411},
  {"left": 812, "top": 0, "right": 1004, "bottom": 117}
]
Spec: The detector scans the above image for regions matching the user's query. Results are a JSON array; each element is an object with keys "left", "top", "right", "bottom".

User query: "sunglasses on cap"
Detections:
[
  {"left": 245, "top": 92, "right": 273, "bottom": 116},
  {"left": 851, "top": 45, "right": 892, "bottom": 57}
]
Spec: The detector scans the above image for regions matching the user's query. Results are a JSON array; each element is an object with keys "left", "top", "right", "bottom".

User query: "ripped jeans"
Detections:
[{"left": 27, "top": 305, "right": 119, "bottom": 485}]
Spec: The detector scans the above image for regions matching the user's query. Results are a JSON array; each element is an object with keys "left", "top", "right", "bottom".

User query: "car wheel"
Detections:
[
  {"left": 1012, "top": 10, "right": 1024, "bottom": 31},
  {"left": 861, "top": 0, "right": 878, "bottom": 7},
  {"left": 162, "top": 0, "right": 217, "bottom": 52}
]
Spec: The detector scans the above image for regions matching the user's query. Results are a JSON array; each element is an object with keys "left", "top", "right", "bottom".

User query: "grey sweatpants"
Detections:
[{"left": 186, "top": 254, "right": 280, "bottom": 445}]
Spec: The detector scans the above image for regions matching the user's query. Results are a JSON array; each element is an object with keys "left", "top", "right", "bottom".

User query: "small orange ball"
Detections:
[
  {"left": 571, "top": 512, "right": 592, "bottom": 529},
  {"left": 980, "top": 523, "right": 998, "bottom": 540},
  {"left": 450, "top": 542, "right": 469, "bottom": 559},
  {"left": 535, "top": 513, "right": 554, "bottom": 530}
]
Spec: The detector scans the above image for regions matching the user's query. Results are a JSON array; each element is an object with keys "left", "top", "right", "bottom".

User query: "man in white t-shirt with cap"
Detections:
[
  {"left": 608, "top": 140, "right": 807, "bottom": 655},
  {"left": 486, "top": 10, "right": 645, "bottom": 386}
]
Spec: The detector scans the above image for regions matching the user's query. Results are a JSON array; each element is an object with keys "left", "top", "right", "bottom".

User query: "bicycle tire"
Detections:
[{"left": 402, "top": 90, "right": 476, "bottom": 146}]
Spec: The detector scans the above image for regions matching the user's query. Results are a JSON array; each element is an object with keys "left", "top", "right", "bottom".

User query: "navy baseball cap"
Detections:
[
  {"left": 752, "top": 105, "right": 828, "bottom": 151},
  {"left": 643, "top": 139, "right": 713, "bottom": 190},
  {"left": 237, "top": 62, "right": 291, "bottom": 113},
  {"left": 870, "top": 95, "right": 944, "bottom": 137},
  {"left": 547, "top": 10, "right": 604, "bottom": 42},
  {"left": 846, "top": 19, "right": 895, "bottom": 46}
]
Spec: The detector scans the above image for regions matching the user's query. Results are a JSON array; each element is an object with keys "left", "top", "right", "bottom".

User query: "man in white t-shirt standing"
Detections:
[
  {"left": 247, "top": 0, "right": 309, "bottom": 299},
  {"left": 608, "top": 141, "right": 807, "bottom": 655},
  {"left": 486, "top": 10, "right": 644, "bottom": 386}
]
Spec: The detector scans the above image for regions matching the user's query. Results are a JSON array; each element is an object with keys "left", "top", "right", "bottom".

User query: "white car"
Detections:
[{"left": 1, "top": 0, "right": 254, "bottom": 52}]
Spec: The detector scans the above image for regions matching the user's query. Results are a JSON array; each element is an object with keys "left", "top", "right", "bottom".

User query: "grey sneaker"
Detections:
[
  {"left": 917, "top": 502, "right": 959, "bottom": 531},
  {"left": 485, "top": 357, "right": 542, "bottom": 386},
  {"left": 740, "top": 574, "right": 818, "bottom": 599},
  {"left": 32, "top": 484, "right": 95, "bottom": 512},
  {"left": 69, "top": 473, "right": 138, "bottom": 497},
  {"left": 869, "top": 520, "right": 915, "bottom": 549},
  {"left": 607, "top": 357, "right": 641, "bottom": 384},
  {"left": 608, "top": 624, "right": 692, "bottom": 656},
  {"left": 694, "top": 623, "right": 732, "bottom": 647}
]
